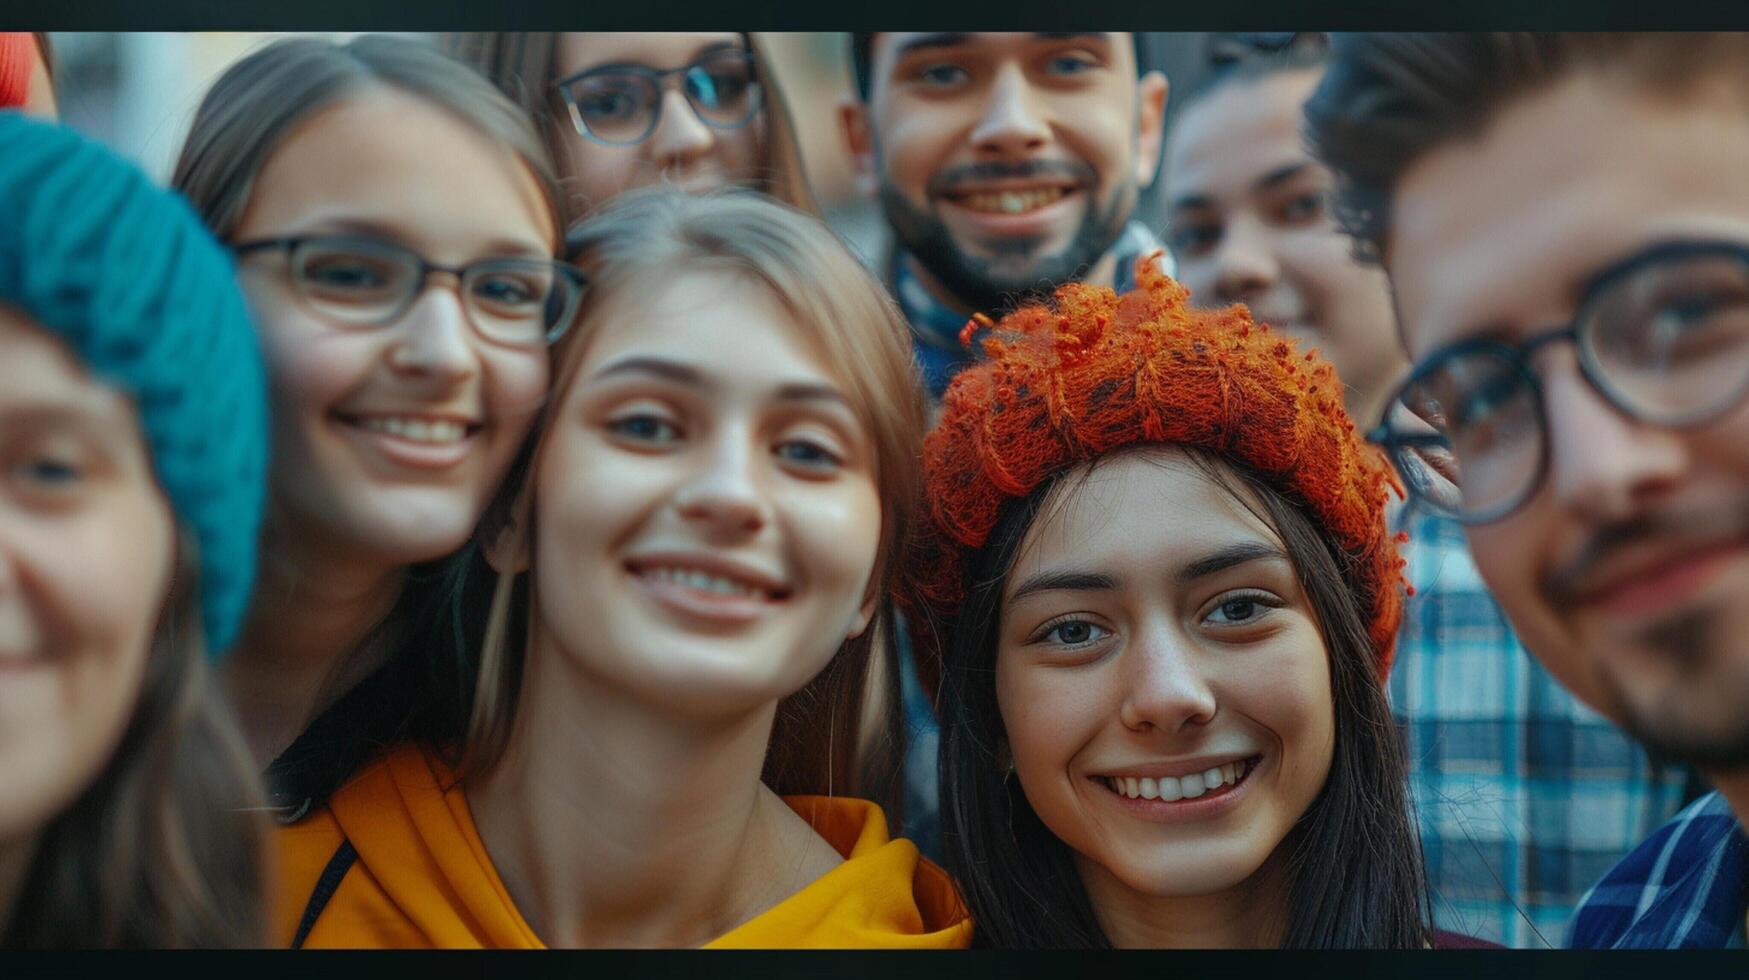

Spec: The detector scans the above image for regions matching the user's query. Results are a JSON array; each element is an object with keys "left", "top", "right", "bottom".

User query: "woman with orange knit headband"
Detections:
[{"left": 907, "top": 256, "right": 1484, "bottom": 948}]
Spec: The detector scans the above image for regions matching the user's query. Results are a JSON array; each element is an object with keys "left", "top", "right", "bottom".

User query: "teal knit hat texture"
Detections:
[{"left": 0, "top": 112, "right": 269, "bottom": 655}]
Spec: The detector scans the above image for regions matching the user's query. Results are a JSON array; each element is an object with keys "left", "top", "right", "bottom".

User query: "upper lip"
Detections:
[
  {"left": 1549, "top": 531, "right": 1749, "bottom": 607},
  {"left": 1091, "top": 753, "right": 1259, "bottom": 780},
  {"left": 626, "top": 551, "right": 791, "bottom": 597}
]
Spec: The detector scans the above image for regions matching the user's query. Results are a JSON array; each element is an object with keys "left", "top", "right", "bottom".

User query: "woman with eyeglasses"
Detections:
[
  {"left": 275, "top": 188, "right": 971, "bottom": 948},
  {"left": 169, "top": 35, "right": 582, "bottom": 823},
  {"left": 447, "top": 32, "right": 816, "bottom": 221}
]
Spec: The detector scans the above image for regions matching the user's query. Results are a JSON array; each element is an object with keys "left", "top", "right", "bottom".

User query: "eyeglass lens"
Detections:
[
  {"left": 1389, "top": 248, "right": 1749, "bottom": 521},
  {"left": 567, "top": 50, "right": 758, "bottom": 144},
  {"left": 289, "top": 239, "right": 574, "bottom": 345}
]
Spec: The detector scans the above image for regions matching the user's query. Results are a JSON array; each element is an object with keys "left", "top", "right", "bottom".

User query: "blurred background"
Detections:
[{"left": 45, "top": 32, "right": 1221, "bottom": 261}]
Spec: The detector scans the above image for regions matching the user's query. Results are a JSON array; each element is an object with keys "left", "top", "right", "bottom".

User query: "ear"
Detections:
[
  {"left": 1133, "top": 69, "right": 1170, "bottom": 190},
  {"left": 838, "top": 96, "right": 880, "bottom": 200}
]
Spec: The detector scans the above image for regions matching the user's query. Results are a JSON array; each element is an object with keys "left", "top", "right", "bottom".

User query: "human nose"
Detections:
[
  {"left": 672, "top": 427, "right": 770, "bottom": 538},
  {"left": 1118, "top": 625, "right": 1218, "bottom": 734},
  {"left": 648, "top": 85, "right": 715, "bottom": 170},
  {"left": 385, "top": 272, "right": 478, "bottom": 384},
  {"left": 969, "top": 63, "right": 1050, "bottom": 158},
  {"left": 1541, "top": 352, "right": 1689, "bottom": 525},
  {"left": 1211, "top": 214, "right": 1280, "bottom": 307}
]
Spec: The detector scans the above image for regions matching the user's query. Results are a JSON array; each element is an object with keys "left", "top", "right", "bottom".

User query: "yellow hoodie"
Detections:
[{"left": 273, "top": 743, "right": 973, "bottom": 948}]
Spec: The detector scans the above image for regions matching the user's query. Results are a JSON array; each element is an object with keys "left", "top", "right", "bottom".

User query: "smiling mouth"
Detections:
[
  {"left": 625, "top": 561, "right": 792, "bottom": 603},
  {"left": 944, "top": 186, "right": 1077, "bottom": 215},
  {"left": 1096, "top": 756, "right": 1260, "bottom": 803},
  {"left": 336, "top": 413, "right": 483, "bottom": 445}
]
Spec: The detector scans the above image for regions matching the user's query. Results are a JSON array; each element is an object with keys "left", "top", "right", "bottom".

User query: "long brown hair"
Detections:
[
  {"left": 456, "top": 188, "right": 924, "bottom": 801},
  {"left": 443, "top": 32, "right": 819, "bottom": 225},
  {"left": 168, "top": 33, "right": 571, "bottom": 812},
  {"left": 4, "top": 527, "right": 267, "bottom": 948}
]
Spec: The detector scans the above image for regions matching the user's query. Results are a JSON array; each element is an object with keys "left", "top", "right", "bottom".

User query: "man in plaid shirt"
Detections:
[
  {"left": 1163, "top": 41, "right": 1692, "bottom": 946},
  {"left": 1393, "top": 507, "right": 1691, "bottom": 946},
  {"left": 1308, "top": 32, "right": 1749, "bottom": 947}
]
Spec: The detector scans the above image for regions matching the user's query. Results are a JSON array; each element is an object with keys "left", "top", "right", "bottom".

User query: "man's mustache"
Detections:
[
  {"left": 1543, "top": 500, "right": 1749, "bottom": 606},
  {"left": 926, "top": 160, "right": 1097, "bottom": 197}
]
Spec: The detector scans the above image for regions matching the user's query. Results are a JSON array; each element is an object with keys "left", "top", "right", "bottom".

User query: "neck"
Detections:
[
  {"left": 1707, "top": 766, "right": 1749, "bottom": 831},
  {"left": 0, "top": 832, "right": 37, "bottom": 938},
  {"left": 468, "top": 628, "right": 828, "bottom": 948},
  {"left": 901, "top": 251, "right": 1123, "bottom": 321},
  {"left": 1077, "top": 851, "right": 1290, "bottom": 949},
  {"left": 222, "top": 517, "right": 406, "bottom": 769}
]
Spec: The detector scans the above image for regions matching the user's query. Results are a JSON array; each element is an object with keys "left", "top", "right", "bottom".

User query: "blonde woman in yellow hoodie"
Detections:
[{"left": 274, "top": 188, "right": 970, "bottom": 948}]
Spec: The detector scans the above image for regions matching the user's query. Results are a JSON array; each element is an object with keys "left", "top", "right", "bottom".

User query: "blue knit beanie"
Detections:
[{"left": 0, "top": 112, "right": 268, "bottom": 656}]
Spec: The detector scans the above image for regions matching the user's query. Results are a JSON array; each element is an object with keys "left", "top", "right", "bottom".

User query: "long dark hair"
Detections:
[
  {"left": 3, "top": 528, "right": 266, "bottom": 948},
  {"left": 937, "top": 447, "right": 1431, "bottom": 948}
]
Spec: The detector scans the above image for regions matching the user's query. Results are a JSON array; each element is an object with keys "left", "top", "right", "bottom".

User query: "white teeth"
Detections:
[
  {"left": 1110, "top": 760, "right": 1255, "bottom": 802},
  {"left": 645, "top": 566, "right": 764, "bottom": 598},
  {"left": 358, "top": 416, "right": 468, "bottom": 444},
  {"left": 960, "top": 187, "right": 1068, "bottom": 215}
]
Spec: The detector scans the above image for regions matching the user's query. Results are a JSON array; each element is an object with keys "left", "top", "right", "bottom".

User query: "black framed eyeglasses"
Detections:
[
  {"left": 231, "top": 235, "right": 586, "bottom": 347},
  {"left": 1369, "top": 240, "right": 1749, "bottom": 524},
  {"left": 554, "top": 47, "right": 762, "bottom": 147}
]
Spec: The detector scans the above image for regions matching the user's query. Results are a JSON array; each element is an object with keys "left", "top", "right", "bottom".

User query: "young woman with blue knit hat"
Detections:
[
  {"left": 169, "top": 35, "right": 584, "bottom": 819},
  {"left": 0, "top": 113, "right": 271, "bottom": 946}
]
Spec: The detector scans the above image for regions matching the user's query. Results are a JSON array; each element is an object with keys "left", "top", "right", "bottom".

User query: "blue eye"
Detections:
[
  {"left": 918, "top": 63, "right": 969, "bottom": 86},
  {"left": 608, "top": 414, "right": 680, "bottom": 444},
  {"left": 19, "top": 458, "right": 82, "bottom": 485},
  {"left": 1203, "top": 591, "right": 1278, "bottom": 626},
  {"left": 1038, "top": 618, "right": 1109, "bottom": 648},
  {"left": 1046, "top": 54, "right": 1096, "bottom": 76},
  {"left": 776, "top": 440, "right": 841, "bottom": 470}
]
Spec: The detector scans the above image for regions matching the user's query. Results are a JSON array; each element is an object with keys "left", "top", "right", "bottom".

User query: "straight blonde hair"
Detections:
[{"left": 458, "top": 188, "right": 924, "bottom": 799}]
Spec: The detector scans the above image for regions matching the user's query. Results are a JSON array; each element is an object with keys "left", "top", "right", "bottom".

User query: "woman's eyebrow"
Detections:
[
  {"left": 1008, "top": 569, "right": 1118, "bottom": 604},
  {"left": 1177, "top": 541, "right": 1289, "bottom": 584}
]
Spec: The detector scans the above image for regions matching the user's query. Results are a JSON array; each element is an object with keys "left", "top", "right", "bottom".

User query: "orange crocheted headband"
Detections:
[{"left": 905, "top": 254, "right": 1408, "bottom": 695}]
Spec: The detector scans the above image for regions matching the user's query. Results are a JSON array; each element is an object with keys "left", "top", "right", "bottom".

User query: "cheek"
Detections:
[
  {"left": 566, "top": 137, "right": 647, "bottom": 205},
  {"left": 256, "top": 316, "right": 380, "bottom": 427},
  {"left": 878, "top": 108, "right": 959, "bottom": 195},
  {"left": 716, "top": 126, "right": 762, "bottom": 179},
  {"left": 996, "top": 657, "right": 1103, "bottom": 773},
  {"left": 480, "top": 348, "right": 550, "bottom": 434},
  {"left": 797, "top": 476, "right": 888, "bottom": 595}
]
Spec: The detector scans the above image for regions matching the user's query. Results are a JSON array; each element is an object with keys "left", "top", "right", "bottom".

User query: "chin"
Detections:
[{"left": 338, "top": 495, "right": 484, "bottom": 564}]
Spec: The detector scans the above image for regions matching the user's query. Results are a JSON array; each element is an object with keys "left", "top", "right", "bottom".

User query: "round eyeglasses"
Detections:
[
  {"left": 554, "top": 47, "right": 762, "bottom": 147},
  {"left": 1370, "top": 240, "right": 1749, "bottom": 524},
  {"left": 231, "top": 235, "right": 586, "bottom": 347}
]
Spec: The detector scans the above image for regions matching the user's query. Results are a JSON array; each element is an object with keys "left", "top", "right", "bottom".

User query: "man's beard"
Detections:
[
  {"left": 1545, "top": 496, "right": 1749, "bottom": 773},
  {"left": 878, "top": 161, "right": 1136, "bottom": 317},
  {"left": 1603, "top": 605, "right": 1749, "bottom": 771}
]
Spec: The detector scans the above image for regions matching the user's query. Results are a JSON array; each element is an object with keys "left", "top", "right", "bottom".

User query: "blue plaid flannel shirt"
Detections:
[
  {"left": 1391, "top": 507, "right": 1692, "bottom": 947},
  {"left": 892, "top": 222, "right": 1172, "bottom": 398},
  {"left": 1568, "top": 791, "right": 1749, "bottom": 948}
]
